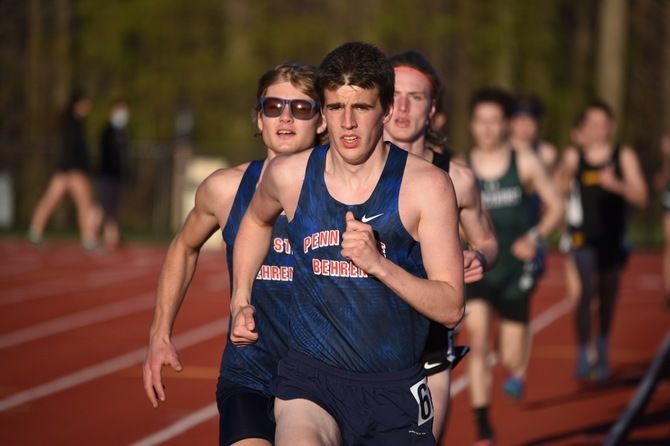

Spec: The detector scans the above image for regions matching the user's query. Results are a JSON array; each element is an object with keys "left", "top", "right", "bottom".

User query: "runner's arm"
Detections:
[
  {"left": 345, "top": 167, "right": 464, "bottom": 327},
  {"left": 521, "top": 149, "right": 565, "bottom": 240},
  {"left": 617, "top": 146, "right": 648, "bottom": 209},
  {"left": 230, "top": 159, "right": 285, "bottom": 344},
  {"left": 452, "top": 163, "right": 498, "bottom": 280},
  {"left": 143, "top": 173, "right": 231, "bottom": 407},
  {"left": 553, "top": 147, "right": 579, "bottom": 196}
]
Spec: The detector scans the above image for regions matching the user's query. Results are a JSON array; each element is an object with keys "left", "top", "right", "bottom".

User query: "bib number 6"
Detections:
[{"left": 410, "top": 377, "right": 434, "bottom": 426}]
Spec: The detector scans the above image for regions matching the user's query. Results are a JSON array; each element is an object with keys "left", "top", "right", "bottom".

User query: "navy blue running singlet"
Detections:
[
  {"left": 220, "top": 159, "right": 293, "bottom": 394},
  {"left": 287, "top": 144, "right": 430, "bottom": 373}
]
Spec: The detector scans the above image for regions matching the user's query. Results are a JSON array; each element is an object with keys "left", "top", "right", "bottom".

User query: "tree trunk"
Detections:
[
  {"left": 52, "top": 0, "right": 72, "bottom": 114},
  {"left": 25, "top": 0, "right": 44, "bottom": 143},
  {"left": 596, "top": 0, "right": 628, "bottom": 119},
  {"left": 448, "top": 0, "right": 476, "bottom": 152},
  {"left": 493, "top": 0, "right": 517, "bottom": 89},
  {"left": 573, "top": 2, "right": 596, "bottom": 98},
  {"left": 662, "top": 0, "right": 670, "bottom": 134},
  {"left": 21, "top": 0, "right": 49, "bottom": 226}
]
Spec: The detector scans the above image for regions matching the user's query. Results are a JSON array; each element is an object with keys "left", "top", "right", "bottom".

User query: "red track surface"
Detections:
[{"left": 0, "top": 239, "right": 668, "bottom": 445}]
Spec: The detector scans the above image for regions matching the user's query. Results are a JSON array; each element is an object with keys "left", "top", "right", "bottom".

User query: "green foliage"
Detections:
[
  {"left": 66, "top": 0, "right": 606, "bottom": 159},
  {"left": 4, "top": 0, "right": 668, "bottom": 235}
]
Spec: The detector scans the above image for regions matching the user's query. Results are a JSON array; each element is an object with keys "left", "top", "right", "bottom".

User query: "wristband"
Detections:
[
  {"left": 526, "top": 226, "right": 543, "bottom": 244},
  {"left": 473, "top": 249, "right": 489, "bottom": 272}
]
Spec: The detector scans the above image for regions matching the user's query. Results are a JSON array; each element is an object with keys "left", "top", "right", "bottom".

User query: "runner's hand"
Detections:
[
  {"left": 341, "top": 211, "right": 383, "bottom": 275},
  {"left": 143, "top": 337, "right": 183, "bottom": 408},
  {"left": 463, "top": 250, "right": 484, "bottom": 284},
  {"left": 511, "top": 236, "right": 536, "bottom": 262},
  {"left": 230, "top": 305, "right": 258, "bottom": 346},
  {"left": 598, "top": 165, "right": 623, "bottom": 195}
]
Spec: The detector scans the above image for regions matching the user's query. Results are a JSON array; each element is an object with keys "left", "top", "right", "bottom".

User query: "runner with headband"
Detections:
[{"left": 383, "top": 49, "right": 498, "bottom": 442}]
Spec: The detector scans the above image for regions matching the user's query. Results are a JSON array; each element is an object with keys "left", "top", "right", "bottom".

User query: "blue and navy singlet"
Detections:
[
  {"left": 287, "top": 144, "right": 429, "bottom": 373},
  {"left": 220, "top": 160, "right": 293, "bottom": 394}
]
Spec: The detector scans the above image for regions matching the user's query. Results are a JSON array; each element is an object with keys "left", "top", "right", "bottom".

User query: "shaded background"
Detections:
[{"left": 1, "top": 0, "right": 669, "bottom": 242}]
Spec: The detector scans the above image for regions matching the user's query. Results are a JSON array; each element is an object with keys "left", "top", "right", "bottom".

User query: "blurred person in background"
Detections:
[
  {"left": 509, "top": 94, "right": 558, "bottom": 171},
  {"left": 656, "top": 134, "right": 670, "bottom": 309},
  {"left": 465, "top": 87, "right": 564, "bottom": 445},
  {"left": 383, "top": 49, "right": 498, "bottom": 442},
  {"left": 426, "top": 83, "right": 448, "bottom": 155},
  {"left": 508, "top": 94, "right": 558, "bottom": 296},
  {"left": 556, "top": 100, "right": 647, "bottom": 382},
  {"left": 556, "top": 123, "right": 593, "bottom": 307},
  {"left": 143, "top": 63, "right": 325, "bottom": 446},
  {"left": 28, "top": 92, "right": 100, "bottom": 250},
  {"left": 98, "top": 99, "right": 131, "bottom": 250}
]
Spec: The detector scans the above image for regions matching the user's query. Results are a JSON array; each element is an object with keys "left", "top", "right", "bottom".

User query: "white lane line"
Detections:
[
  {"left": 0, "top": 318, "right": 228, "bottom": 412},
  {"left": 0, "top": 268, "right": 153, "bottom": 306},
  {"left": 128, "top": 299, "right": 574, "bottom": 445},
  {"left": 637, "top": 274, "right": 662, "bottom": 291},
  {"left": 450, "top": 298, "right": 574, "bottom": 397},
  {"left": 528, "top": 298, "right": 574, "bottom": 334},
  {"left": 0, "top": 279, "right": 75, "bottom": 305},
  {"left": 0, "top": 292, "right": 155, "bottom": 349},
  {"left": 130, "top": 403, "right": 219, "bottom": 446}
]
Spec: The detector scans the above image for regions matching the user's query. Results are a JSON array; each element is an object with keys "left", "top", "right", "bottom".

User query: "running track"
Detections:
[{"left": 0, "top": 239, "right": 668, "bottom": 445}]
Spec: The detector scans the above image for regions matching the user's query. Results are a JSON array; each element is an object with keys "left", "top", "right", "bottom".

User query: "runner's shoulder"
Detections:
[
  {"left": 265, "top": 149, "right": 312, "bottom": 184},
  {"left": 405, "top": 152, "right": 454, "bottom": 199},
  {"left": 197, "top": 162, "right": 252, "bottom": 204}
]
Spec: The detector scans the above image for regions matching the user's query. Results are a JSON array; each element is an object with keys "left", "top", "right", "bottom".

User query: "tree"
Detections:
[
  {"left": 596, "top": 0, "right": 628, "bottom": 119},
  {"left": 663, "top": 0, "right": 670, "bottom": 135}
]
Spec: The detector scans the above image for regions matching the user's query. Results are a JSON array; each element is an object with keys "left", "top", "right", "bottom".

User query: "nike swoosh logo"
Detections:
[
  {"left": 424, "top": 361, "right": 442, "bottom": 370},
  {"left": 361, "top": 213, "right": 383, "bottom": 223}
]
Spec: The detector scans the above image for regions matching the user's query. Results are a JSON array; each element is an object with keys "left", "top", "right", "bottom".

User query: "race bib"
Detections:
[{"left": 410, "top": 377, "right": 434, "bottom": 426}]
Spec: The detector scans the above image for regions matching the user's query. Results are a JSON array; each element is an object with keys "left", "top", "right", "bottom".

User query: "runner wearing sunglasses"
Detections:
[
  {"left": 230, "top": 42, "right": 464, "bottom": 445},
  {"left": 142, "top": 63, "right": 325, "bottom": 446},
  {"left": 259, "top": 96, "right": 320, "bottom": 121},
  {"left": 383, "top": 49, "right": 498, "bottom": 442}
]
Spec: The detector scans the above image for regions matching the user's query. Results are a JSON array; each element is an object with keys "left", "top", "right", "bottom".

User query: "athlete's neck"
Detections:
[
  {"left": 325, "top": 139, "right": 389, "bottom": 202},
  {"left": 585, "top": 140, "right": 612, "bottom": 152},
  {"left": 475, "top": 141, "right": 506, "bottom": 154},
  {"left": 386, "top": 135, "right": 433, "bottom": 161},
  {"left": 266, "top": 147, "right": 280, "bottom": 161},
  {"left": 331, "top": 138, "right": 387, "bottom": 175},
  {"left": 509, "top": 136, "right": 532, "bottom": 151},
  {"left": 259, "top": 147, "right": 282, "bottom": 180}
]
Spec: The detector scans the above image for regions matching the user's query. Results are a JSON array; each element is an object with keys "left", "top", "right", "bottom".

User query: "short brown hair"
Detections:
[{"left": 316, "top": 42, "right": 394, "bottom": 114}]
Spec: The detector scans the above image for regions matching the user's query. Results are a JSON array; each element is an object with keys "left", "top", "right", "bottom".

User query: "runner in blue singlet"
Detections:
[
  {"left": 142, "top": 63, "right": 325, "bottom": 446},
  {"left": 229, "top": 42, "right": 465, "bottom": 446}
]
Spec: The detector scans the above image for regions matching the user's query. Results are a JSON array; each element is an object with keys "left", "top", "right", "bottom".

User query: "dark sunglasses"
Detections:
[{"left": 259, "top": 96, "right": 319, "bottom": 120}]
